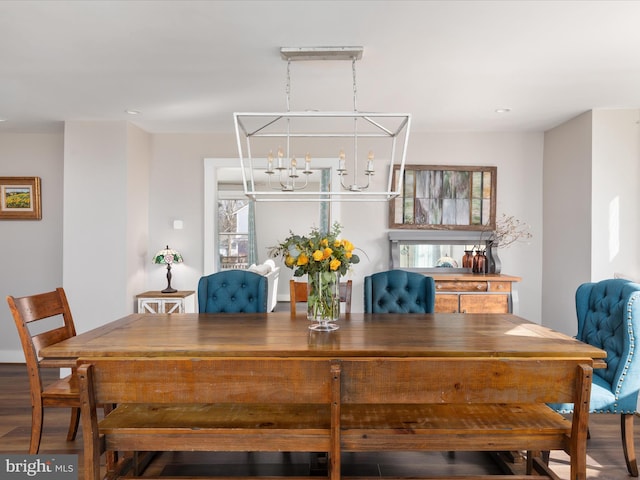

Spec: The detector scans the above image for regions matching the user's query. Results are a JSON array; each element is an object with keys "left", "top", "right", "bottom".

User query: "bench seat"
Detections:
[
  {"left": 99, "top": 403, "right": 332, "bottom": 452},
  {"left": 341, "top": 403, "right": 572, "bottom": 452}
]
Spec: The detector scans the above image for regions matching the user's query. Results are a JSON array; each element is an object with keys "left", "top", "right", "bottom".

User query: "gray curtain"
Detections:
[{"left": 248, "top": 199, "right": 257, "bottom": 265}]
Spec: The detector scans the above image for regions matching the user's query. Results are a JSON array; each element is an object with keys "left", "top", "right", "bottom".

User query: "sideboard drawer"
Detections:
[
  {"left": 488, "top": 281, "right": 512, "bottom": 292},
  {"left": 459, "top": 294, "right": 510, "bottom": 314},
  {"left": 435, "top": 294, "right": 460, "bottom": 313},
  {"left": 435, "top": 281, "right": 488, "bottom": 292}
]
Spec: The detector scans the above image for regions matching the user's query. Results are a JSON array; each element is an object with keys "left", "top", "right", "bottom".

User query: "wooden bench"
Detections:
[
  {"left": 79, "top": 356, "right": 592, "bottom": 480},
  {"left": 339, "top": 357, "right": 593, "bottom": 480},
  {"left": 78, "top": 357, "right": 341, "bottom": 480}
]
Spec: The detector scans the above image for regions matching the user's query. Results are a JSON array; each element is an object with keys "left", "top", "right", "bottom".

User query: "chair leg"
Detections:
[
  {"left": 29, "top": 402, "right": 44, "bottom": 454},
  {"left": 66, "top": 407, "right": 80, "bottom": 441},
  {"left": 622, "top": 413, "right": 639, "bottom": 477}
]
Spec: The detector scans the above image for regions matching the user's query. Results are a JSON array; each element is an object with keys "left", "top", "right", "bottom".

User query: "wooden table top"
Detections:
[{"left": 40, "top": 312, "right": 606, "bottom": 361}]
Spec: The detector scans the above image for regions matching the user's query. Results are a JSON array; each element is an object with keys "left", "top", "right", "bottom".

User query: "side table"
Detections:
[{"left": 136, "top": 290, "right": 196, "bottom": 314}]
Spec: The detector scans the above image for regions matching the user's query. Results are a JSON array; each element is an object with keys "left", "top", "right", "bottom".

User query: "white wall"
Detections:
[
  {"left": 542, "top": 109, "right": 640, "bottom": 336},
  {"left": 542, "top": 112, "right": 593, "bottom": 335},
  {"left": 126, "top": 124, "right": 152, "bottom": 311},
  {"left": 148, "top": 134, "right": 236, "bottom": 294},
  {"left": 591, "top": 110, "right": 640, "bottom": 281},
  {"left": 0, "top": 132, "right": 64, "bottom": 361},
  {"left": 63, "top": 121, "right": 150, "bottom": 335}
]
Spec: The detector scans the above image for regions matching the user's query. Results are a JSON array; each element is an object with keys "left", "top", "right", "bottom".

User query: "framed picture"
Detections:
[
  {"left": 389, "top": 165, "right": 496, "bottom": 231},
  {"left": 0, "top": 177, "right": 42, "bottom": 220}
]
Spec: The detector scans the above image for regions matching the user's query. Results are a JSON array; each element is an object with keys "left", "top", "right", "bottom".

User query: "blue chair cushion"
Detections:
[
  {"left": 198, "top": 270, "right": 267, "bottom": 313},
  {"left": 550, "top": 373, "right": 616, "bottom": 413},
  {"left": 364, "top": 270, "right": 435, "bottom": 314}
]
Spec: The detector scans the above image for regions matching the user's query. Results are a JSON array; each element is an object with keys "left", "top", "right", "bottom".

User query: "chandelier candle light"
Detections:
[
  {"left": 234, "top": 46, "right": 411, "bottom": 202},
  {"left": 153, "top": 245, "right": 183, "bottom": 294}
]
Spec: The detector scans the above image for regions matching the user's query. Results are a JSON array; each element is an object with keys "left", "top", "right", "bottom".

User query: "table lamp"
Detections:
[{"left": 153, "top": 245, "right": 183, "bottom": 293}]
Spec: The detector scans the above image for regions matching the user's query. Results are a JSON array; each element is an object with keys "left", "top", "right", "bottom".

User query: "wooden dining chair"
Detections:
[
  {"left": 289, "top": 279, "right": 353, "bottom": 316},
  {"left": 6, "top": 287, "right": 81, "bottom": 453}
]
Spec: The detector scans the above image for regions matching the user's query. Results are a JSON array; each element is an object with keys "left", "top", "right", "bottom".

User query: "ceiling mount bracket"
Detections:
[{"left": 280, "top": 46, "right": 363, "bottom": 62}]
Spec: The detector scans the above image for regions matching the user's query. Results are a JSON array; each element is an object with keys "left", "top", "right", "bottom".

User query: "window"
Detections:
[{"left": 218, "top": 197, "right": 249, "bottom": 269}]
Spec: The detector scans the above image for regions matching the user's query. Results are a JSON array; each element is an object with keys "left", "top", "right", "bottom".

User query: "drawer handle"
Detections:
[{"left": 476, "top": 285, "right": 483, "bottom": 290}]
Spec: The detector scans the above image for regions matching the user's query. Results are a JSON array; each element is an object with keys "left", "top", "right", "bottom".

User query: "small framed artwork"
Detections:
[{"left": 0, "top": 177, "right": 42, "bottom": 220}]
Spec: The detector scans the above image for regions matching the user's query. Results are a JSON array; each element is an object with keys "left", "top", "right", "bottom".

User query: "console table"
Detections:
[{"left": 136, "top": 290, "right": 196, "bottom": 314}]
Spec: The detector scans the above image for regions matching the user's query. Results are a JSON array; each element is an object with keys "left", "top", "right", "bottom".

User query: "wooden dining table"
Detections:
[
  {"left": 40, "top": 312, "right": 606, "bottom": 480},
  {"left": 40, "top": 311, "right": 605, "bottom": 362}
]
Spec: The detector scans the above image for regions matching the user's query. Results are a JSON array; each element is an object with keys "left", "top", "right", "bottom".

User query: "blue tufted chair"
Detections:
[
  {"left": 552, "top": 278, "right": 640, "bottom": 476},
  {"left": 198, "top": 270, "right": 268, "bottom": 313},
  {"left": 364, "top": 270, "right": 435, "bottom": 313}
]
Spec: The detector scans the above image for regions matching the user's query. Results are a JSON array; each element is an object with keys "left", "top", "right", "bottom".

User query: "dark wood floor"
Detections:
[{"left": 0, "top": 363, "right": 636, "bottom": 479}]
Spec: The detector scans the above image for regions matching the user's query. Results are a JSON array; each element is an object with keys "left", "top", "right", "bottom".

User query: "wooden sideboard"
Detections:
[{"left": 430, "top": 273, "right": 521, "bottom": 314}]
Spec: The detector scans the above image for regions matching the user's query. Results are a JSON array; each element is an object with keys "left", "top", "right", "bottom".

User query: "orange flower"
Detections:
[
  {"left": 320, "top": 238, "right": 329, "bottom": 247},
  {"left": 285, "top": 255, "right": 295, "bottom": 267},
  {"left": 329, "top": 259, "right": 341, "bottom": 271},
  {"left": 312, "top": 250, "right": 324, "bottom": 261},
  {"left": 323, "top": 247, "right": 333, "bottom": 259},
  {"left": 297, "top": 253, "right": 309, "bottom": 266}
]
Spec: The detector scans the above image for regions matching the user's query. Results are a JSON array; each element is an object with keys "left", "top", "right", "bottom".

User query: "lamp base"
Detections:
[{"left": 162, "top": 264, "right": 177, "bottom": 294}]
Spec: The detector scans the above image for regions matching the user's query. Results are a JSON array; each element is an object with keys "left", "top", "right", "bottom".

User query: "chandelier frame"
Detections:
[{"left": 233, "top": 47, "right": 411, "bottom": 202}]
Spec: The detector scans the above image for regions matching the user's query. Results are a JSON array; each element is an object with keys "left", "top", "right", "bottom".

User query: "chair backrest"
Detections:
[
  {"left": 575, "top": 278, "right": 640, "bottom": 411},
  {"left": 363, "top": 270, "right": 435, "bottom": 313},
  {"left": 289, "top": 279, "right": 353, "bottom": 316},
  {"left": 6, "top": 288, "right": 77, "bottom": 395},
  {"left": 198, "top": 270, "right": 268, "bottom": 313}
]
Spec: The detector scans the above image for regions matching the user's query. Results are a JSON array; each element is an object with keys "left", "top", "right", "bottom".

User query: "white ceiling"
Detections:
[{"left": 1, "top": 0, "right": 640, "bottom": 135}]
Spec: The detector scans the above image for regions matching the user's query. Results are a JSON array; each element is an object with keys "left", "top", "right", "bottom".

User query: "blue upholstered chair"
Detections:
[
  {"left": 364, "top": 270, "right": 435, "bottom": 313},
  {"left": 198, "top": 270, "right": 268, "bottom": 313},
  {"left": 552, "top": 278, "right": 640, "bottom": 477}
]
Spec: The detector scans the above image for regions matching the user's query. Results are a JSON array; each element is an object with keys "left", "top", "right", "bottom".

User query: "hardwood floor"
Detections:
[{"left": 0, "top": 363, "right": 635, "bottom": 479}]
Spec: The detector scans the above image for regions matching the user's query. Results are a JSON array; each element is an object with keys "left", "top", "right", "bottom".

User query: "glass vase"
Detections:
[{"left": 307, "top": 271, "right": 340, "bottom": 331}]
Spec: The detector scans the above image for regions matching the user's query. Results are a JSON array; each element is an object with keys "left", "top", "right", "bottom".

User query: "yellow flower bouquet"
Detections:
[{"left": 271, "top": 223, "right": 360, "bottom": 329}]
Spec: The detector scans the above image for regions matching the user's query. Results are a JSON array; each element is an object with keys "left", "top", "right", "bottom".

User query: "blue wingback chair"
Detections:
[
  {"left": 198, "top": 270, "right": 268, "bottom": 313},
  {"left": 364, "top": 270, "right": 435, "bottom": 313},
  {"left": 552, "top": 278, "right": 640, "bottom": 477}
]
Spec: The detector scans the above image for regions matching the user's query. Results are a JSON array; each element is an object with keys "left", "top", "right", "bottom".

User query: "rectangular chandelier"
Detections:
[{"left": 233, "top": 47, "right": 412, "bottom": 202}]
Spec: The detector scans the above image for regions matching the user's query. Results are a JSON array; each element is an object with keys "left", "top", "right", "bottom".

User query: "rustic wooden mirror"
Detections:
[{"left": 389, "top": 165, "right": 496, "bottom": 231}]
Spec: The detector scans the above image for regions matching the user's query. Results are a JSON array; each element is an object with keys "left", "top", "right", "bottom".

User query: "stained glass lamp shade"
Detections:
[{"left": 153, "top": 245, "right": 183, "bottom": 293}]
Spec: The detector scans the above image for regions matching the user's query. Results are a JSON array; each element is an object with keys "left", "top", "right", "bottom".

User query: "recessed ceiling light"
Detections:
[
  {"left": 125, "top": 109, "right": 140, "bottom": 115},
  {"left": 495, "top": 108, "right": 511, "bottom": 114}
]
